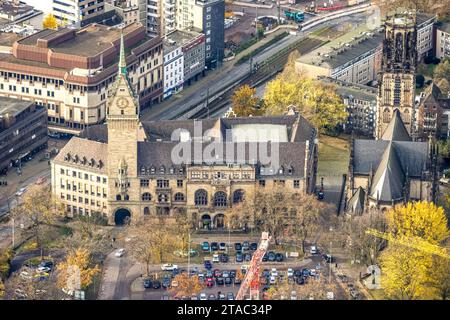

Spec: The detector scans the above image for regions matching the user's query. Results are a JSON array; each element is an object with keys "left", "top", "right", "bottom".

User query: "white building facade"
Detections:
[
  {"left": 163, "top": 43, "right": 184, "bottom": 99},
  {"left": 437, "top": 23, "right": 450, "bottom": 60}
]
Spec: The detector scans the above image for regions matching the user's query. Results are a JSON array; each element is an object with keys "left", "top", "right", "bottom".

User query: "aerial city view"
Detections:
[{"left": 0, "top": 0, "right": 449, "bottom": 307}]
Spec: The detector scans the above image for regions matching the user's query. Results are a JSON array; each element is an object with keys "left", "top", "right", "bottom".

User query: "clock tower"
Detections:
[{"left": 107, "top": 31, "right": 140, "bottom": 223}]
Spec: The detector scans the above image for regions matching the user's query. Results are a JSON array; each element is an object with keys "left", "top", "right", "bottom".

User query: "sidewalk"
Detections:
[{"left": 97, "top": 251, "right": 121, "bottom": 300}]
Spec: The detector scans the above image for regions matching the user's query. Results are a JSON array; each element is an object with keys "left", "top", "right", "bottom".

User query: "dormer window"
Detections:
[
  {"left": 169, "top": 167, "right": 174, "bottom": 174},
  {"left": 159, "top": 166, "right": 165, "bottom": 174},
  {"left": 279, "top": 166, "right": 284, "bottom": 175},
  {"left": 82, "top": 156, "right": 87, "bottom": 165},
  {"left": 98, "top": 160, "right": 103, "bottom": 168},
  {"left": 64, "top": 153, "right": 71, "bottom": 161},
  {"left": 150, "top": 166, "right": 156, "bottom": 174},
  {"left": 90, "top": 158, "right": 96, "bottom": 167},
  {"left": 73, "top": 155, "right": 79, "bottom": 163},
  {"left": 288, "top": 166, "right": 293, "bottom": 175}
]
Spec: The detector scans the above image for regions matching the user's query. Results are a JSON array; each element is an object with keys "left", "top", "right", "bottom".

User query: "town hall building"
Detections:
[{"left": 51, "top": 32, "right": 319, "bottom": 227}]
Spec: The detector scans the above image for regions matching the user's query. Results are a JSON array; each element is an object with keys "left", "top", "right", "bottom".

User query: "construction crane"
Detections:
[
  {"left": 365, "top": 228, "right": 449, "bottom": 259},
  {"left": 236, "top": 232, "right": 271, "bottom": 300}
]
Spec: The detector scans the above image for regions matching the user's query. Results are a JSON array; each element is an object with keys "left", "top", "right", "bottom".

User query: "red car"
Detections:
[
  {"left": 206, "top": 277, "right": 214, "bottom": 287},
  {"left": 213, "top": 269, "right": 221, "bottom": 277}
]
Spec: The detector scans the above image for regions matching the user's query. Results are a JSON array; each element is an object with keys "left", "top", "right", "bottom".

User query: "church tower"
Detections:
[
  {"left": 375, "top": 9, "right": 417, "bottom": 139},
  {"left": 106, "top": 32, "right": 140, "bottom": 224}
]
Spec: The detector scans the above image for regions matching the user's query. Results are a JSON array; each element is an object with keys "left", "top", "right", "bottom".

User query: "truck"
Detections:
[{"left": 284, "top": 9, "right": 304, "bottom": 23}]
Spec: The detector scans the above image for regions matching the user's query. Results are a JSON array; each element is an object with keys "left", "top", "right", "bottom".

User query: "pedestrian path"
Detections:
[{"left": 98, "top": 251, "right": 121, "bottom": 300}]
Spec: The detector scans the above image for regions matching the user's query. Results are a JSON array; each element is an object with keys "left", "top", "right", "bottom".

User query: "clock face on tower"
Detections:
[{"left": 116, "top": 97, "right": 129, "bottom": 109}]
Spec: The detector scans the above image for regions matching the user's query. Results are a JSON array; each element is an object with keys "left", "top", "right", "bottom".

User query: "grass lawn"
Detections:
[{"left": 317, "top": 134, "right": 350, "bottom": 177}]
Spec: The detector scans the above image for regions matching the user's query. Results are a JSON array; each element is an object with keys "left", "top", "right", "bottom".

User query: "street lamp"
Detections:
[{"left": 187, "top": 232, "right": 191, "bottom": 275}]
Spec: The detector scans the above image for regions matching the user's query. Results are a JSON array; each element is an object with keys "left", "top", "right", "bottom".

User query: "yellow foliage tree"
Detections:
[
  {"left": 0, "top": 277, "right": 4, "bottom": 298},
  {"left": 43, "top": 14, "right": 58, "bottom": 30},
  {"left": 231, "top": 85, "right": 261, "bottom": 117},
  {"left": 380, "top": 201, "right": 449, "bottom": 300},
  {"left": 428, "top": 256, "right": 450, "bottom": 300},
  {"left": 386, "top": 201, "right": 449, "bottom": 245},
  {"left": 170, "top": 274, "right": 204, "bottom": 298},
  {"left": 56, "top": 248, "right": 100, "bottom": 290},
  {"left": 263, "top": 76, "right": 347, "bottom": 133},
  {"left": 371, "top": 0, "right": 450, "bottom": 18}
]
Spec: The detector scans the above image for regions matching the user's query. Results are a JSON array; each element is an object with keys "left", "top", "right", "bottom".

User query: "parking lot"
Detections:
[{"left": 118, "top": 239, "right": 358, "bottom": 300}]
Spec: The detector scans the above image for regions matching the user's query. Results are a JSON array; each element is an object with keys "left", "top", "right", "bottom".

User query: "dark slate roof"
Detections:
[
  {"left": 347, "top": 187, "right": 365, "bottom": 215},
  {"left": 80, "top": 114, "right": 315, "bottom": 143},
  {"left": 137, "top": 141, "right": 308, "bottom": 178},
  {"left": 353, "top": 140, "right": 429, "bottom": 177},
  {"left": 369, "top": 142, "right": 405, "bottom": 201},
  {"left": 381, "top": 109, "right": 411, "bottom": 141}
]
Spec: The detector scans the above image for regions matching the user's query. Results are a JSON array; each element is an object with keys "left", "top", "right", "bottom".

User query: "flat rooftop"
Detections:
[
  {"left": 0, "top": 96, "right": 35, "bottom": 118},
  {"left": 18, "top": 23, "right": 144, "bottom": 57},
  {"left": 297, "top": 25, "right": 383, "bottom": 69},
  {"left": 319, "top": 77, "right": 377, "bottom": 101},
  {"left": 0, "top": 1, "right": 34, "bottom": 18},
  {"left": 163, "top": 29, "right": 202, "bottom": 52},
  {"left": 437, "top": 21, "right": 450, "bottom": 34}
]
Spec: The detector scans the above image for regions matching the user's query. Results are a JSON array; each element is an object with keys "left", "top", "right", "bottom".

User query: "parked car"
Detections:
[
  {"left": 219, "top": 254, "right": 229, "bottom": 263},
  {"left": 218, "top": 293, "right": 226, "bottom": 300},
  {"left": 262, "top": 269, "right": 270, "bottom": 278},
  {"left": 287, "top": 268, "right": 294, "bottom": 278},
  {"left": 216, "top": 277, "right": 224, "bottom": 285},
  {"left": 225, "top": 277, "right": 232, "bottom": 286},
  {"left": 291, "top": 291, "right": 298, "bottom": 300},
  {"left": 199, "top": 293, "right": 207, "bottom": 300},
  {"left": 115, "top": 248, "right": 125, "bottom": 257},
  {"left": 171, "top": 280, "right": 179, "bottom": 287},
  {"left": 161, "top": 294, "right": 170, "bottom": 300},
  {"left": 213, "top": 254, "right": 220, "bottom": 263},
  {"left": 161, "top": 263, "right": 178, "bottom": 271},
  {"left": 294, "top": 269, "right": 302, "bottom": 278},
  {"left": 242, "top": 241, "right": 250, "bottom": 251},
  {"left": 204, "top": 260, "right": 212, "bottom": 270},
  {"left": 206, "top": 270, "right": 213, "bottom": 278},
  {"left": 222, "top": 270, "right": 230, "bottom": 278},
  {"left": 15, "top": 187, "right": 27, "bottom": 197},
  {"left": 296, "top": 276, "right": 305, "bottom": 285},
  {"left": 244, "top": 253, "right": 252, "bottom": 261},
  {"left": 219, "top": 242, "right": 226, "bottom": 251},
  {"left": 202, "top": 242, "right": 210, "bottom": 252},
  {"left": 270, "top": 268, "right": 278, "bottom": 277},
  {"left": 323, "top": 254, "right": 335, "bottom": 263},
  {"left": 275, "top": 253, "right": 284, "bottom": 262},
  {"left": 162, "top": 277, "right": 171, "bottom": 289},
  {"left": 234, "top": 243, "right": 242, "bottom": 251},
  {"left": 267, "top": 252, "right": 276, "bottom": 262},
  {"left": 262, "top": 253, "right": 268, "bottom": 262},
  {"left": 250, "top": 242, "right": 258, "bottom": 251},
  {"left": 213, "top": 269, "right": 222, "bottom": 277},
  {"left": 152, "top": 280, "right": 161, "bottom": 289},
  {"left": 234, "top": 277, "right": 241, "bottom": 285},
  {"left": 211, "top": 242, "right": 219, "bottom": 251},
  {"left": 310, "top": 245, "right": 318, "bottom": 254},
  {"left": 37, "top": 266, "right": 51, "bottom": 273},
  {"left": 229, "top": 270, "right": 236, "bottom": 278},
  {"left": 191, "top": 294, "right": 198, "bottom": 300},
  {"left": 208, "top": 294, "right": 216, "bottom": 300},
  {"left": 143, "top": 279, "right": 153, "bottom": 289},
  {"left": 227, "top": 292, "right": 235, "bottom": 300},
  {"left": 206, "top": 278, "right": 214, "bottom": 287},
  {"left": 269, "top": 276, "right": 277, "bottom": 284},
  {"left": 38, "top": 261, "right": 54, "bottom": 270},
  {"left": 236, "top": 252, "right": 243, "bottom": 263}
]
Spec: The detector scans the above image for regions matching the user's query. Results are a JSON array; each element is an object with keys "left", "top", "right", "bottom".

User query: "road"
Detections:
[{"left": 142, "top": 12, "right": 369, "bottom": 122}]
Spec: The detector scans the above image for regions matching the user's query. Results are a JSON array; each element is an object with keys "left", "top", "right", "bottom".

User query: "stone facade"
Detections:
[{"left": 375, "top": 10, "right": 417, "bottom": 139}]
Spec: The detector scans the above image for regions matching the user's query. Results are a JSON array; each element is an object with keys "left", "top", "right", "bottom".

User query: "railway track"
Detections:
[{"left": 189, "top": 37, "right": 326, "bottom": 119}]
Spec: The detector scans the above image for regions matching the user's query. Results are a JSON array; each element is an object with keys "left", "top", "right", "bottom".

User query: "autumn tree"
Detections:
[
  {"left": 175, "top": 210, "right": 195, "bottom": 254},
  {"left": 295, "top": 274, "right": 337, "bottom": 300},
  {"left": 266, "top": 278, "right": 296, "bottom": 300},
  {"left": 0, "top": 277, "right": 4, "bottom": 298},
  {"left": 341, "top": 209, "right": 387, "bottom": 266},
  {"left": 4, "top": 270, "right": 62, "bottom": 300},
  {"left": 170, "top": 273, "right": 204, "bottom": 298},
  {"left": 14, "top": 185, "right": 65, "bottom": 257},
  {"left": 43, "top": 14, "right": 58, "bottom": 30},
  {"left": 263, "top": 76, "right": 347, "bottom": 133},
  {"left": 56, "top": 248, "right": 100, "bottom": 291},
  {"left": 231, "top": 85, "right": 262, "bottom": 117},
  {"left": 279, "top": 50, "right": 301, "bottom": 82},
  {"left": 124, "top": 218, "right": 179, "bottom": 275},
  {"left": 428, "top": 256, "right": 450, "bottom": 300},
  {"left": 380, "top": 201, "right": 449, "bottom": 300}
]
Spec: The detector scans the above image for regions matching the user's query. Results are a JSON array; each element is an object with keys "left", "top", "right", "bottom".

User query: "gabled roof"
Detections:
[
  {"left": 347, "top": 187, "right": 366, "bottom": 215},
  {"left": 369, "top": 142, "right": 405, "bottom": 201},
  {"left": 381, "top": 109, "right": 411, "bottom": 141}
]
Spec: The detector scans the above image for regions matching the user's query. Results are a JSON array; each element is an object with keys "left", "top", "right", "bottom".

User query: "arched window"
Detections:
[
  {"left": 142, "top": 192, "right": 152, "bottom": 201},
  {"left": 195, "top": 189, "right": 208, "bottom": 206},
  {"left": 383, "top": 108, "right": 390, "bottom": 123},
  {"left": 116, "top": 194, "right": 121, "bottom": 201},
  {"left": 158, "top": 193, "right": 169, "bottom": 203},
  {"left": 174, "top": 193, "right": 185, "bottom": 202},
  {"left": 144, "top": 207, "right": 150, "bottom": 215},
  {"left": 124, "top": 195, "right": 129, "bottom": 201},
  {"left": 233, "top": 189, "right": 244, "bottom": 204},
  {"left": 214, "top": 191, "right": 228, "bottom": 207}
]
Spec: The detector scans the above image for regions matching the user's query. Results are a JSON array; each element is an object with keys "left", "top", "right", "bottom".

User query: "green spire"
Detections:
[{"left": 118, "top": 31, "right": 127, "bottom": 76}]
